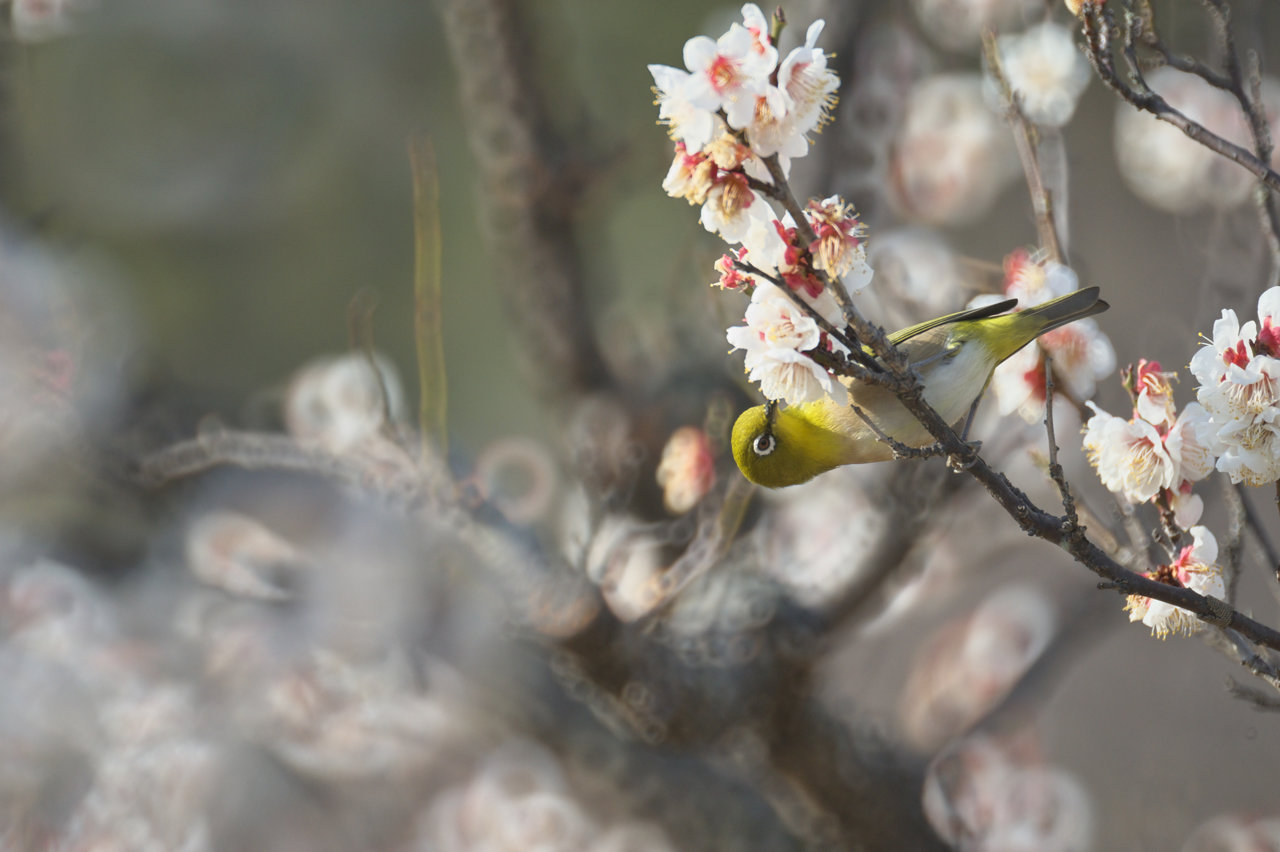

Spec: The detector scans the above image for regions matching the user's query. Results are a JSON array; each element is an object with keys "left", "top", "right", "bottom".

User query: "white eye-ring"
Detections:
[{"left": 753, "top": 433, "right": 776, "bottom": 456}]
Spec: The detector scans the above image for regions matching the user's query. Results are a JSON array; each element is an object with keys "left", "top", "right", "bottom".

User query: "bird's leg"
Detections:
[{"left": 958, "top": 396, "right": 982, "bottom": 442}]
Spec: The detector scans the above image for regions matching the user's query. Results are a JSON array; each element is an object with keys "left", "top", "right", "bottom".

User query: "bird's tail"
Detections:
[{"left": 990, "top": 286, "right": 1109, "bottom": 363}]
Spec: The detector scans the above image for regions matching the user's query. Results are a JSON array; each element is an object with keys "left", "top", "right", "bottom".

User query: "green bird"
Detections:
[{"left": 731, "top": 287, "right": 1109, "bottom": 487}]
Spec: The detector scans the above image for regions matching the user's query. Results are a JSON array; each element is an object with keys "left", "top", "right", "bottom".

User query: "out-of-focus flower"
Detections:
[
  {"left": 972, "top": 250, "right": 1115, "bottom": 422},
  {"left": 1124, "top": 525, "right": 1225, "bottom": 638},
  {"left": 1115, "top": 67, "right": 1280, "bottom": 213},
  {"left": 655, "top": 426, "right": 715, "bottom": 514},
  {"left": 985, "top": 21, "right": 1090, "bottom": 127},
  {"left": 255, "top": 653, "right": 477, "bottom": 783},
  {"left": 410, "top": 740, "right": 673, "bottom": 852},
  {"left": 865, "top": 228, "right": 965, "bottom": 324},
  {"left": 888, "top": 74, "right": 1020, "bottom": 225},
  {"left": 910, "top": 0, "right": 1041, "bottom": 52},
  {"left": 284, "top": 351, "right": 403, "bottom": 454},
  {"left": 185, "top": 511, "right": 306, "bottom": 602},
  {"left": 922, "top": 735, "right": 1093, "bottom": 851},
  {"left": 564, "top": 506, "right": 667, "bottom": 622},
  {"left": 754, "top": 467, "right": 886, "bottom": 606},
  {"left": 11, "top": 0, "right": 94, "bottom": 42},
  {"left": 1184, "top": 814, "right": 1280, "bottom": 852},
  {"left": 902, "top": 585, "right": 1056, "bottom": 749},
  {"left": 1190, "top": 285, "right": 1280, "bottom": 485}
]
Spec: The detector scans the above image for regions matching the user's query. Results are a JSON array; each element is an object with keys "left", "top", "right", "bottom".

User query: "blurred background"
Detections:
[{"left": 2, "top": 0, "right": 1280, "bottom": 849}]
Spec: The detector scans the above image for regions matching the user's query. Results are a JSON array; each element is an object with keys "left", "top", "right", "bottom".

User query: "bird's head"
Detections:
[{"left": 731, "top": 401, "right": 851, "bottom": 488}]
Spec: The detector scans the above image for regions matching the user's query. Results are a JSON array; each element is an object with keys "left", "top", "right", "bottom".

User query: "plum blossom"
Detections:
[
  {"left": 1124, "top": 526, "right": 1225, "bottom": 638},
  {"left": 1083, "top": 360, "right": 1214, "bottom": 522},
  {"left": 1190, "top": 285, "right": 1280, "bottom": 485},
  {"left": 805, "top": 195, "right": 870, "bottom": 281},
  {"left": 648, "top": 65, "right": 717, "bottom": 152},
  {"left": 662, "top": 144, "right": 716, "bottom": 206},
  {"left": 698, "top": 172, "right": 773, "bottom": 244},
  {"left": 726, "top": 281, "right": 844, "bottom": 405},
  {"left": 747, "top": 20, "right": 839, "bottom": 162},
  {"left": 1083, "top": 404, "right": 1176, "bottom": 503},
  {"left": 681, "top": 21, "right": 778, "bottom": 132}
]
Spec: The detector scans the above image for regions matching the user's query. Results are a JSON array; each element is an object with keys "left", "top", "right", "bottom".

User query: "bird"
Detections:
[{"left": 731, "top": 287, "right": 1108, "bottom": 487}]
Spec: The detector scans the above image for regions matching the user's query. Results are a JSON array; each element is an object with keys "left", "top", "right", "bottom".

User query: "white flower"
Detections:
[
  {"left": 987, "top": 343, "right": 1047, "bottom": 424},
  {"left": 661, "top": 144, "right": 715, "bottom": 205},
  {"left": 682, "top": 23, "right": 778, "bottom": 131},
  {"left": 1128, "top": 526, "right": 1225, "bottom": 639},
  {"left": 747, "top": 20, "right": 839, "bottom": 159},
  {"left": 805, "top": 195, "right": 869, "bottom": 281},
  {"left": 746, "top": 346, "right": 835, "bottom": 404},
  {"left": 648, "top": 64, "right": 717, "bottom": 151},
  {"left": 1191, "top": 286, "right": 1280, "bottom": 485},
  {"left": 1002, "top": 248, "right": 1077, "bottom": 306},
  {"left": 1169, "top": 488, "right": 1204, "bottom": 528},
  {"left": 987, "top": 22, "right": 1090, "bottom": 127},
  {"left": 740, "top": 282, "right": 822, "bottom": 351},
  {"left": 699, "top": 173, "right": 773, "bottom": 244},
  {"left": 1133, "top": 360, "right": 1177, "bottom": 430},
  {"left": 1165, "top": 402, "right": 1216, "bottom": 483},
  {"left": 1082, "top": 403, "right": 1178, "bottom": 503}
]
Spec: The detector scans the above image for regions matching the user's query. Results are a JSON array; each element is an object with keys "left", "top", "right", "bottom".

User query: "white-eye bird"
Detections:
[{"left": 731, "top": 287, "right": 1108, "bottom": 487}]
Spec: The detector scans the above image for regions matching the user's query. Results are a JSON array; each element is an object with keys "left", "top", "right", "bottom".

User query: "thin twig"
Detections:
[
  {"left": 1042, "top": 356, "right": 1080, "bottom": 534},
  {"left": 981, "top": 31, "right": 1066, "bottom": 263}
]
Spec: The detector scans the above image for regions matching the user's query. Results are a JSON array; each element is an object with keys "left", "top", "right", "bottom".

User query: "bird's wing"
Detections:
[{"left": 886, "top": 298, "right": 1018, "bottom": 346}]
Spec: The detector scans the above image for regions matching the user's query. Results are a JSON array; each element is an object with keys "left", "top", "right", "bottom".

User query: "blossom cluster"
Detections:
[
  {"left": 1189, "top": 285, "right": 1280, "bottom": 485},
  {"left": 650, "top": 4, "right": 873, "bottom": 406},
  {"left": 970, "top": 249, "right": 1115, "bottom": 424},
  {"left": 1083, "top": 360, "right": 1214, "bottom": 526},
  {"left": 1124, "top": 525, "right": 1225, "bottom": 638}
]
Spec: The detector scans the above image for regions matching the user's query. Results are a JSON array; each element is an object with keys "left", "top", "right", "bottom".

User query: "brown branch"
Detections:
[
  {"left": 1081, "top": 3, "right": 1280, "bottom": 197},
  {"left": 749, "top": 109, "right": 1280, "bottom": 657}
]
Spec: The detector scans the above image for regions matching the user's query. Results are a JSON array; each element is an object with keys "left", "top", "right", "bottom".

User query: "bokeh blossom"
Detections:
[
  {"left": 969, "top": 250, "right": 1115, "bottom": 423},
  {"left": 1115, "top": 67, "right": 1280, "bottom": 213},
  {"left": 656, "top": 426, "right": 716, "bottom": 514},
  {"left": 985, "top": 21, "right": 1090, "bottom": 127}
]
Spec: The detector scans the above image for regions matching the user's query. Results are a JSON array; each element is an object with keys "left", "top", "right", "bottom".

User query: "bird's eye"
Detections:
[{"left": 753, "top": 433, "right": 776, "bottom": 456}]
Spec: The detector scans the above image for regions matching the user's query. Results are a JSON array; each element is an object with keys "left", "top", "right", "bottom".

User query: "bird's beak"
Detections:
[{"left": 764, "top": 399, "right": 778, "bottom": 431}]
